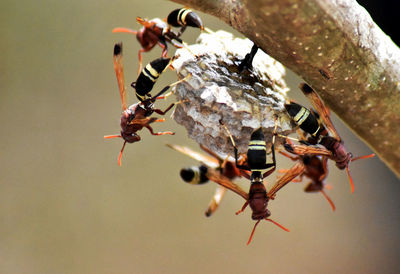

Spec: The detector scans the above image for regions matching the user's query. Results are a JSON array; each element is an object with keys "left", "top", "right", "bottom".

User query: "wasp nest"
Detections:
[{"left": 172, "top": 30, "right": 294, "bottom": 155}]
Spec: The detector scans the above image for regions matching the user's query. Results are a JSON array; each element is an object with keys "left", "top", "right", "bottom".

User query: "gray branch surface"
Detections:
[{"left": 170, "top": 0, "right": 400, "bottom": 178}]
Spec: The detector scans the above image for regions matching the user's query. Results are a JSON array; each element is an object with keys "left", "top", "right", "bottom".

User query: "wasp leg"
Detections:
[
  {"left": 238, "top": 43, "right": 259, "bottom": 72},
  {"left": 235, "top": 201, "right": 249, "bottom": 215},
  {"left": 137, "top": 48, "right": 150, "bottom": 76},
  {"left": 278, "top": 151, "right": 299, "bottom": 162},
  {"left": 176, "top": 25, "right": 187, "bottom": 38},
  {"left": 153, "top": 102, "right": 178, "bottom": 115},
  {"left": 145, "top": 125, "right": 175, "bottom": 136},
  {"left": 159, "top": 40, "right": 168, "bottom": 57}
]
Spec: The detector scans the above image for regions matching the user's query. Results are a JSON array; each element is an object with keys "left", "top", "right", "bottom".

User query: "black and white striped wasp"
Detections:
[
  {"left": 104, "top": 43, "right": 189, "bottom": 165},
  {"left": 283, "top": 83, "right": 375, "bottom": 192},
  {"left": 278, "top": 138, "right": 335, "bottom": 211},
  {"left": 167, "top": 144, "right": 246, "bottom": 217},
  {"left": 112, "top": 8, "right": 203, "bottom": 75},
  {"left": 218, "top": 121, "right": 298, "bottom": 244}
]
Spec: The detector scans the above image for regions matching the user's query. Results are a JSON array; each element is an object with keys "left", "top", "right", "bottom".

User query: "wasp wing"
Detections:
[
  {"left": 268, "top": 162, "right": 305, "bottom": 199},
  {"left": 129, "top": 117, "right": 156, "bottom": 126},
  {"left": 205, "top": 167, "right": 249, "bottom": 201},
  {"left": 113, "top": 43, "right": 127, "bottom": 111},
  {"left": 285, "top": 142, "right": 333, "bottom": 158},
  {"left": 299, "top": 83, "right": 341, "bottom": 141},
  {"left": 166, "top": 144, "right": 220, "bottom": 169},
  {"left": 205, "top": 186, "right": 227, "bottom": 217}
]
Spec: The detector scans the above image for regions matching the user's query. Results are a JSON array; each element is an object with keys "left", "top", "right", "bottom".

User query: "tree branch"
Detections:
[{"left": 170, "top": 0, "right": 400, "bottom": 178}]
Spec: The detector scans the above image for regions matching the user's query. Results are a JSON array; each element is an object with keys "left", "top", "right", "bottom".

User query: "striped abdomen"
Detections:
[
  {"left": 180, "top": 165, "right": 209, "bottom": 185},
  {"left": 247, "top": 128, "right": 267, "bottom": 171},
  {"left": 134, "top": 57, "right": 172, "bottom": 100},
  {"left": 167, "top": 8, "right": 203, "bottom": 29},
  {"left": 285, "top": 102, "right": 321, "bottom": 137}
]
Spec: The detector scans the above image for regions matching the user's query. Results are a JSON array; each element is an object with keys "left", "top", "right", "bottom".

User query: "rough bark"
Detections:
[{"left": 169, "top": 0, "right": 400, "bottom": 178}]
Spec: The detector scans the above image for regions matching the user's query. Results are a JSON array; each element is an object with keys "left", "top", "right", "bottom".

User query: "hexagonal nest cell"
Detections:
[{"left": 172, "top": 30, "right": 294, "bottom": 156}]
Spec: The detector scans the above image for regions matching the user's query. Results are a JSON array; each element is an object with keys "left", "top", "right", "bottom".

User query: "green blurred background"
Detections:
[{"left": 1, "top": 0, "right": 399, "bottom": 273}]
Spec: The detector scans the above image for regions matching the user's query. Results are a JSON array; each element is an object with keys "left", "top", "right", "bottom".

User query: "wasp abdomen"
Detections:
[
  {"left": 167, "top": 8, "right": 203, "bottom": 29},
  {"left": 180, "top": 165, "right": 209, "bottom": 185},
  {"left": 133, "top": 57, "right": 172, "bottom": 99},
  {"left": 285, "top": 102, "right": 320, "bottom": 137},
  {"left": 247, "top": 141, "right": 267, "bottom": 170}
]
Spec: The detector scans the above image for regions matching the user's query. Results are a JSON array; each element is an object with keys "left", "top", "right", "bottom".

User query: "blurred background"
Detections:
[{"left": 1, "top": 0, "right": 399, "bottom": 273}]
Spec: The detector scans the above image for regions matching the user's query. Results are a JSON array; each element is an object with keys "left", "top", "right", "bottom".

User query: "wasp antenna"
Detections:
[
  {"left": 346, "top": 167, "right": 354, "bottom": 193},
  {"left": 265, "top": 218, "right": 290, "bottom": 232},
  {"left": 118, "top": 141, "right": 127, "bottom": 166},
  {"left": 104, "top": 134, "right": 122, "bottom": 139},
  {"left": 112, "top": 27, "right": 138, "bottom": 35},
  {"left": 320, "top": 189, "right": 336, "bottom": 211},
  {"left": 247, "top": 220, "right": 261, "bottom": 245},
  {"left": 203, "top": 27, "right": 214, "bottom": 34},
  {"left": 351, "top": 153, "right": 375, "bottom": 162}
]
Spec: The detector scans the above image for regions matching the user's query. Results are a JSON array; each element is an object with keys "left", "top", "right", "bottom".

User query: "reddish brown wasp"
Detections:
[
  {"left": 218, "top": 121, "right": 298, "bottom": 244},
  {"left": 278, "top": 139, "right": 335, "bottom": 211},
  {"left": 104, "top": 43, "right": 189, "bottom": 166},
  {"left": 284, "top": 83, "right": 375, "bottom": 192},
  {"left": 205, "top": 158, "right": 303, "bottom": 245},
  {"left": 112, "top": 9, "right": 203, "bottom": 75},
  {"left": 167, "top": 143, "right": 248, "bottom": 217}
]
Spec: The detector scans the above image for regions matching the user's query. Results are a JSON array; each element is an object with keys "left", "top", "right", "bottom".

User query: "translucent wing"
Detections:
[
  {"left": 205, "top": 186, "right": 227, "bottom": 217},
  {"left": 285, "top": 142, "right": 333, "bottom": 158},
  {"left": 299, "top": 83, "right": 341, "bottom": 141},
  {"left": 268, "top": 162, "right": 305, "bottom": 199},
  {"left": 166, "top": 144, "right": 220, "bottom": 169}
]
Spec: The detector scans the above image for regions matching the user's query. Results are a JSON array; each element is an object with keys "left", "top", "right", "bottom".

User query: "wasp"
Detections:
[
  {"left": 104, "top": 43, "right": 189, "bottom": 166},
  {"left": 278, "top": 139, "right": 335, "bottom": 211},
  {"left": 167, "top": 144, "right": 247, "bottom": 217},
  {"left": 284, "top": 83, "right": 375, "bottom": 192},
  {"left": 218, "top": 121, "right": 296, "bottom": 244},
  {"left": 205, "top": 154, "right": 303, "bottom": 245},
  {"left": 112, "top": 9, "right": 203, "bottom": 75}
]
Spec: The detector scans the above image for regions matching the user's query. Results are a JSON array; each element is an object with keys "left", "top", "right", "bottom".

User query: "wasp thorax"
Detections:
[
  {"left": 171, "top": 30, "right": 294, "bottom": 156},
  {"left": 248, "top": 182, "right": 270, "bottom": 220},
  {"left": 250, "top": 196, "right": 271, "bottom": 220}
]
